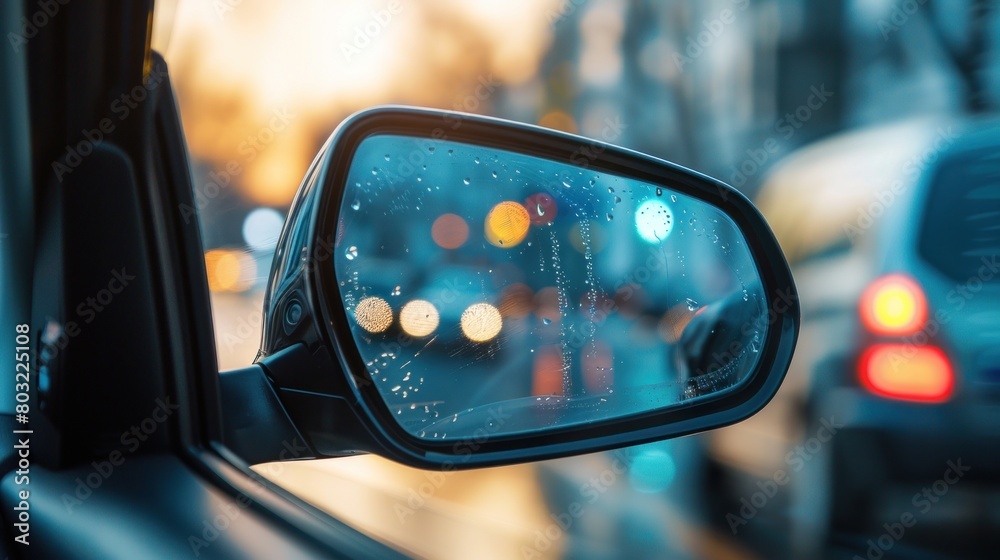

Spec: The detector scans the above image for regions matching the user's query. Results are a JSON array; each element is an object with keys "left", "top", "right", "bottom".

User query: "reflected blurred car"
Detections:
[{"left": 701, "top": 117, "right": 1000, "bottom": 553}]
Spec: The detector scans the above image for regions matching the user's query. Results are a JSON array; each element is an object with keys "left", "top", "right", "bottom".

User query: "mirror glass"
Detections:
[{"left": 333, "top": 134, "right": 768, "bottom": 441}]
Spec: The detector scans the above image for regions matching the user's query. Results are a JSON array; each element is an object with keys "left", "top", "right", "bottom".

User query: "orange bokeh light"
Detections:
[
  {"left": 205, "top": 249, "right": 255, "bottom": 292},
  {"left": 582, "top": 341, "right": 613, "bottom": 393},
  {"left": 431, "top": 213, "right": 470, "bottom": 249},
  {"left": 532, "top": 345, "right": 564, "bottom": 396},
  {"left": 538, "top": 110, "right": 577, "bottom": 133},
  {"left": 485, "top": 201, "right": 531, "bottom": 248},
  {"left": 498, "top": 283, "right": 535, "bottom": 318}
]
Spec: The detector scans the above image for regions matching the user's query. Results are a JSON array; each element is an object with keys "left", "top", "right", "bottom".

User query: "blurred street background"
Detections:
[{"left": 152, "top": 1, "right": 1000, "bottom": 558}]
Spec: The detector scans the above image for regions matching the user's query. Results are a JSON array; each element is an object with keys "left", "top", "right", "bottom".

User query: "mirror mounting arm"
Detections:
[
  {"left": 249, "top": 343, "right": 392, "bottom": 461},
  {"left": 218, "top": 363, "right": 313, "bottom": 464}
]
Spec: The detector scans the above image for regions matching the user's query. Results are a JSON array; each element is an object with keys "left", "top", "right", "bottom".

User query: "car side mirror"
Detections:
[{"left": 223, "top": 106, "right": 798, "bottom": 470}]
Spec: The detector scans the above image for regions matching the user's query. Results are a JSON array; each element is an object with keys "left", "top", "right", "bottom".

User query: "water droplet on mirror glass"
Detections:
[
  {"left": 383, "top": 154, "right": 390, "bottom": 161},
  {"left": 474, "top": 157, "right": 480, "bottom": 164},
  {"left": 614, "top": 196, "right": 621, "bottom": 203},
  {"left": 606, "top": 213, "right": 614, "bottom": 221},
  {"left": 671, "top": 195, "right": 678, "bottom": 202},
  {"left": 492, "top": 171, "right": 498, "bottom": 178},
  {"left": 428, "top": 146, "right": 435, "bottom": 153},
  {"left": 371, "top": 168, "right": 377, "bottom": 175},
  {"left": 656, "top": 188, "right": 662, "bottom": 196},
  {"left": 350, "top": 199, "right": 361, "bottom": 210},
  {"left": 542, "top": 318, "right": 552, "bottom": 325},
  {"left": 463, "top": 178, "right": 470, "bottom": 185},
  {"left": 608, "top": 187, "right": 614, "bottom": 194},
  {"left": 685, "top": 297, "right": 698, "bottom": 311},
  {"left": 345, "top": 246, "right": 358, "bottom": 260}
]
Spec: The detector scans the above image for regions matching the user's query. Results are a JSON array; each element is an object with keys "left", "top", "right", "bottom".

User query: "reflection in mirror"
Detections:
[{"left": 333, "top": 134, "right": 767, "bottom": 441}]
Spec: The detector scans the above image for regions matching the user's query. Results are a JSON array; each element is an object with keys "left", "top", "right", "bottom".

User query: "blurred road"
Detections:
[{"left": 254, "top": 446, "right": 761, "bottom": 560}]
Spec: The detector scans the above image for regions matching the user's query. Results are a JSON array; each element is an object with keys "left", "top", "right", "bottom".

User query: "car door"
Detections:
[{"left": 0, "top": 2, "right": 406, "bottom": 557}]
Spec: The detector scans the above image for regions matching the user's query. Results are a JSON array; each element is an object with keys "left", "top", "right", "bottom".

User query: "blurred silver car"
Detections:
[{"left": 702, "top": 117, "right": 1000, "bottom": 556}]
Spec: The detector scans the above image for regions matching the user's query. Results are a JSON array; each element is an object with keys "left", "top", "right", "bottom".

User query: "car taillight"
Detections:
[
  {"left": 860, "top": 274, "right": 927, "bottom": 336},
  {"left": 859, "top": 344, "right": 954, "bottom": 403}
]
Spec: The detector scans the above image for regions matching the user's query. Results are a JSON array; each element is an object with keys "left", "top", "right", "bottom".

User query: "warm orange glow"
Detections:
[
  {"left": 658, "top": 304, "right": 696, "bottom": 343},
  {"left": 538, "top": 110, "right": 577, "bottom": 133},
  {"left": 243, "top": 139, "right": 312, "bottom": 206},
  {"left": 533, "top": 286, "right": 561, "bottom": 324},
  {"left": 860, "top": 344, "right": 954, "bottom": 403},
  {"left": 582, "top": 341, "right": 613, "bottom": 393},
  {"left": 498, "top": 283, "right": 534, "bottom": 318},
  {"left": 155, "top": 1, "right": 560, "bottom": 208},
  {"left": 399, "top": 299, "right": 439, "bottom": 337},
  {"left": 431, "top": 213, "right": 470, "bottom": 249},
  {"left": 205, "top": 249, "right": 255, "bottom": 292},
  {"left": 355, "top": 296, "right": 393, "bottom": 333},
  {"left": 485, "top": 201, "right": 530, "bottom": 248},
  {"left": 860, "top": 274, "right": 927, "bottom": 336},
  {"left": 532, "top": 345, "right": 564, "bottom": 396},
  {"left": 460, "top": 303, "right": 503, "bottom": 342}
]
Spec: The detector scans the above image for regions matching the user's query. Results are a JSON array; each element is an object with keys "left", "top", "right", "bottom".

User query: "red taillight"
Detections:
[
  {"left": 860, "top": 274, "right": 927, "bottom": 336},
  {"left": 859, "top": 344, "right": 954, "bottom": 403}
]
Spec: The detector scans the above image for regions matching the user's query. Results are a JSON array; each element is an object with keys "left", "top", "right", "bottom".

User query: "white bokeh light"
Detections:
[
  {"left": 634, "top": 199, "right": 674, "bottom": 244},
  {"left": 242, "top": 207, "right": 285, "bottom": 252}
]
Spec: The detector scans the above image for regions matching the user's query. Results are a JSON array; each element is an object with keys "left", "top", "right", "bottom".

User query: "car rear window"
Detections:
[{"left": 919, "top": 148, "right": 1000, "bottom": 282}]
